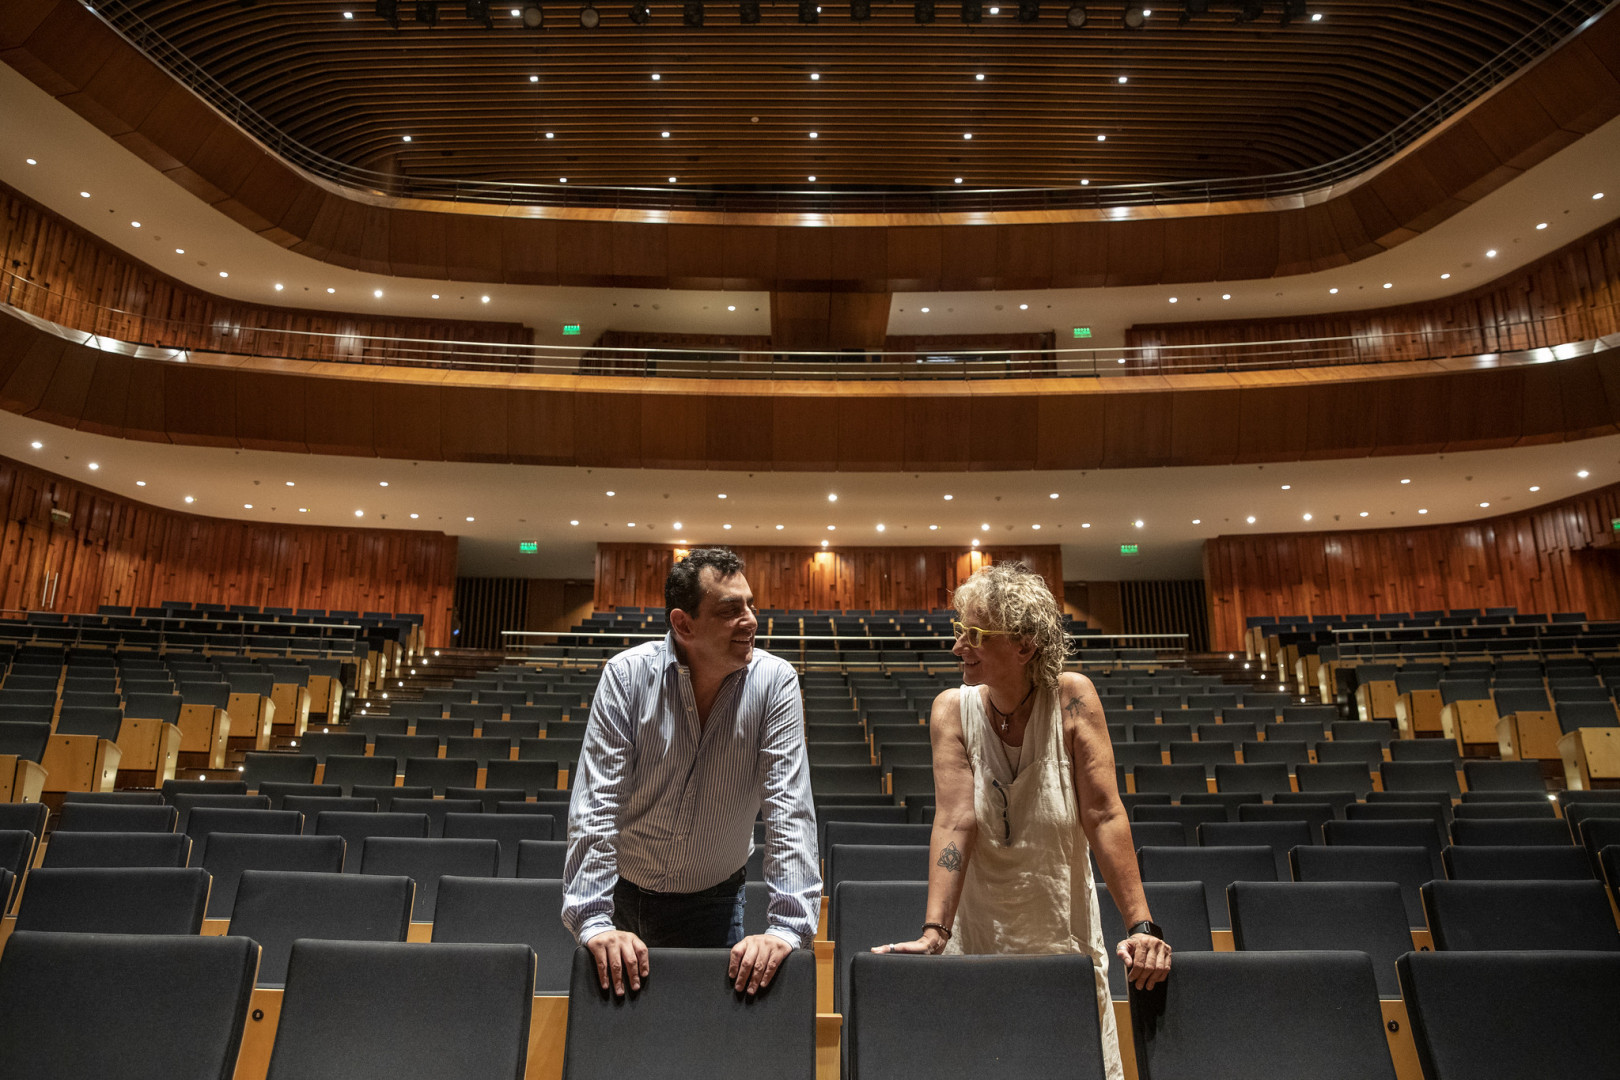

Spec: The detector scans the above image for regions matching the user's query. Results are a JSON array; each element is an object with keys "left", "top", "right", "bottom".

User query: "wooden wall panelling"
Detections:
[
  {"left": 440, "top": 386, "right": 511, "bottom": 464},
  {"left": 372, "top": 382, "right": 444, "bottom": 461},
  {"left": 505, "top": 388, "right": 575, "bottom": 466},
  {"left": 835, "top": 395, "right": 905, "bottom": 472},
  {"left": 704, "top": 393, "right": 774, "bottom": 471},
  {"left": 884, "top": 226, "right": 943, "bottom": 293},
  {"left": 556, "top": 220, "right": 616, "bottom": 288},
  {"left": 233, "top": 369, "right": 308, "bottom": 454},
  {"left": 1169, "top": 383, "right": 1242, "bottom": 466},
  {"left": 1101, "top": 391, "right": 1175, "bottom": 469},
  {"left": 1, "top": 331, "right": 67, "bottom": 415},
  {"left": 572, "top": 391, "right": 643, "bottom": 469},
  {"left": 967, "top": 395, "right": 1039, "bottom": 471},
  {"left": 0, "top": 453, "right": 457, "bottom": 644},
  {"left": 1202, "top": 482, "right": 1620, "bottom": 652},
  {"left": 1556, "top": 356, "right": 1620, "bottom": 441},
  {"left": 665, "top": 223, "right": 728, "bottom": 291},
  {"left": 1159, "top": 218, "right": 1225, "bottom": 285},
  {"left": 903, "top": 396, "right": 973, "bottom": 472},
  {"left": 773, "top": 395, "right": 840, "bottom": 473},
  {"left": 1033, "top": 393, "right": 1107, "bottom": 471},
  {"left": 77, "top": 353, "right": 132, "bottom": 439},
  {"left": 29, "top": 339, "right": 95, "bottom": 428},
  {"left": 388, "top": 210, "right": 450, "bottom": 281},
  {"left": 827, "top": 228, "right": 889, "bottom": 293},
  {"left": 774, "top": 228, "right": 834, "bottom": 292},
  {"left": 639, "top": 393, "right": 708, "bottom": 471},
  {"left": 161, "top": 365, "right": 240, "bottom": 449},
  {"left": 938, "top": 227, "right": 999, "bottom": 292},
  {"left": 1104, "top": 220, "right": 1165, "bottom": 289},
  {"left": 721, "top": 226, "right": 777, "bottom": 292}
]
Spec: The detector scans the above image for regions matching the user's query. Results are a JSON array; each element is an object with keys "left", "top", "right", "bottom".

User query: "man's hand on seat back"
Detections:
[
  {"left": 586, "top": 929, "right": 648, "bottom": 995},
  {"left": 728, "top": 934, "right": 792, "bottom": 995}
]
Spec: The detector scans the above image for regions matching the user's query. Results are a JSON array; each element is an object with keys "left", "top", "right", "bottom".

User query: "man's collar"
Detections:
[{"left": 661, "top": 631, "right": 755, "bottom": 682}]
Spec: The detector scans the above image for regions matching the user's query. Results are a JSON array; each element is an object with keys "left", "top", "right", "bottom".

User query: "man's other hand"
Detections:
[
  {"left": 728, "top": 934, "right": 793, "bottom": 995},
  {"left": 586, "top": 929, "right": 649, "bottom": 995}
]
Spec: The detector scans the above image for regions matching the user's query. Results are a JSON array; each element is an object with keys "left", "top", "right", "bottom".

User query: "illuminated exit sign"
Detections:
[
  {"left": 1073, "top": 327, "right": 1092, "bottom": 338},
  {"left": 1120, "top": 544, "right": 1139, "bottom": 555},
  {"left": 518, "top": 541, "right": 538, "bottom": 553},
  {"left": 562, "top": 324, "right": 581, "bottom": 336},
  {"left": 1611, "top": 518, "right": 1620, "bottom": 533}
]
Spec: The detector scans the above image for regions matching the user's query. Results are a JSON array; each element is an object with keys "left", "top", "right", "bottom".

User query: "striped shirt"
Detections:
[{"left": 563, "top": 634, "right": 821, "bottom": 948}]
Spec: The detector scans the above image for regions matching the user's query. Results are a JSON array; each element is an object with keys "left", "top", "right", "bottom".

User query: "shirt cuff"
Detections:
[
  {"left": 576, "top": 918, "right": 616, "bottom": 946},
  {"left": 765, "top": 926, "right": 809, "bottom": 950}
]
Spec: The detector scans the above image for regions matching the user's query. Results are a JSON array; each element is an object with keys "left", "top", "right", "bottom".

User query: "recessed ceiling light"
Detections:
[
  {"left": 727, "top": 305, "right": 735, "bottom": 311},
  {"left": 651, "top": 73, "right": 661, "bottom": 80},
  {"left": 1303, "top": 513, "right": 1312, "bottom": 521},
  {"left": 1329, "top": 288, "right": 1338, "bottom": 294},
  {"left": 1578, "top": 470, "right": 1590, "bottom": 478},
  {"left": 175, "top": 248, "right": 185, "bottom": 254},
  {"left": 723, "top": 523, "right": 733, "bottom": 530},
  {"left": 1080, "top": 179, "right": 1089, "bottom": 186},
  {"left": 1191, "top": 518, "right": 1200, "bottom": 525},
  {"left": 1594, "top": 192, "right": 1605, "bottom": 200},
  {"left": 954, "top": 178, "right": 963, "bottom": 184},
  {"left": 875, "top": 523, "right": 886, "bottom": 532},
  {"left": 822, "top": 539, "right": 829, "bottom": 547},
  {"left": 326, "top": 287, "right": 335, "bottom": 294},
  {"left": 1529, "top": 486, "right": 1540, "bottom": 492},
  {"left": 274, "top": 283, "right": 284, "bottom": 291},
  {"left": 530, "top": 74, "right": 539, "bottom": 81},
  {"left": 1049, "top": 493, "right": 1059, "bottom": 499},
  {"left": 1117, "top": 75, "right": 1128, "bottom": 83},
  {"left": 354, "top": 510, "right": 363, "bottom": 517},
  {"left": 662, "top": 131, "right": 671, "bottom": 138},
  {"left": 1081, "top": 523, "right": 1090, "bottom": 529},
  {"left": 828, "top": 494, "right": 838, "bottom": 502},
  {"left": 606, "top": 490, "right": 615, "bottom": 496},
  {"left": 1359, "top": 510, "right": 1369, "bottom": 517},
  {"left": 1536, "top": 222, "right": 1548, "bottom": 230},
  {"left": 718, "top": 493, "right": 727, "bottom": 499},
  {"left": 828, "top": 525, "right": 837, "bottom": 531},
  {"left": 136, "top": 481, "right": 146, "bottom": 487},
  {"left": 809, "top": 132, "right": 818, "bottom": 139},
  {"left": 29, "top": 441, "right": 41, "bottom": 449},
  {"left": 921, "top": 306, "right": 930, "bottom": 313},
  {"left": 219, "top": 271, "right": 229, "bottom": 278},
  {"left": 559, "top": 178, "right": 567, "bottom": 183},
  {"left": 131, "top": 221, "right": 141, "bottom": 228},
  {"left": 668, "top": 177, "right": 677, "bottom": 183},
  {"left": 1478, "top": 502, "right": 1489, "bottom": 508},
  {"left": 776, "top": 524, "right": 785, "bottom": 530},
  {"left": 971, "top": 539, "right": 980, "bottom": 547},
  {"left": 975, "top": 73, "right": 984, "bottom": 80},
  {"left": 1281, "top": 484, "right": 1291, "bottom": 490},
  {"left": 244, "top": 503, "right": 253, "bottom": 509},
  {"left": 810, "top": 72, "right": 820, "bottom": 80},
  {"left": 184, "top": 496, "right": 195, "bottom": 504},
  {"left": 672, "top": 521, "right": 684, "bottom": 530},
  {"left": 80, "top": 191, "right": 90, "bottom": 198},
  {"left": 546, "top": 132, "right": 554, "bottom": 139},
  {"left": 1382, "top": 282, "right": 1393, "bottom": 289},
  {"left": 1031, "top": 524, "right": 1040, "bottom": 530},
  {"left": 1169, "top": 297, "right": 1178, "bottom": 304},
  {"left": 1222, "top": 294, "right": 1231, "bottom": 300},
  {"left": 373, "top": 289, "right": 383, "bottom": 298},
  {"left": 1485, "top": 249, "right": 1497, "bottom": 258},
  {"left": 344, "top": 10, "right": 354, "bottom": 17},
  {"left": 569, "top": 519, "right": 578, "bottom": 525},
  {"left": 808, "top": 175, "right": 817, "bottom": 182},
  {"left": 980, "top": 523, "right": 989, "bottom": 531},
  {"left": 87, "top": 462, "right": 99, "bottom": 471},
  {"left": 1310, "top": 10, "right": 1320, "bottom": 19},
  {"left": 1020, "top": 303, "right": 1029, "bottom": 310},
  {"left": 1418, "top": 508, "right": 1428, "bottom": 514},
  {"left": 25, "top": 158, "right": 36, "bottom": 165},
  {"left": 1400, "top": 478, "right": 1411, "bottom": 484},
  {"left": 943, "top": 494, "right": 953, "bottom": 500},
  {"left": 1134, "top": 519, "right": 1145, "bottom": 528},
  {"left": 431, "top": 294, "right": 440, "bottom": 300},
  {"left": 467, "top": 517, "right": 476, "bottom": 522},
  {"left": 929, "top": 525, "right": 938, "bottom": 531},
  {"left": 402, "top": 136, "right": 411, "bottom": 144},
  {"left": 1245, "top": 516, "right": 1255, "bottom": 524},
  {"left": 1096, "top": 134, "right": 1106, "bottom": 141}
]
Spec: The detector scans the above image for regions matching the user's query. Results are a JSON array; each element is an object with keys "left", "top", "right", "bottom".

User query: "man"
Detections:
[{"left": 563, "top": 547, "right": 820, "bottom": 997}]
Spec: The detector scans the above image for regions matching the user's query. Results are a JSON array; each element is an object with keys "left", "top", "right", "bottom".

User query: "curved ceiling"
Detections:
[{"left": 115, "top": 0, "right": 1599, "bottom": 191}]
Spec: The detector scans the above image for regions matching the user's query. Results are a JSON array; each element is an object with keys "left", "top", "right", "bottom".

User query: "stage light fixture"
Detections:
[
  {"left": 1234, "top": 0, "right": 1262, "bottom": 22},
  {"left": 683, "top": 1, "right": 704, "bottom": 23},
  {"left": 1016, "top": 0, "right": 1039, "bottom": 22},
  {"left": 739, "top": 0, "right": 761, "bottom": 21},
  {"left": 375, "top": 0, "right": 401, "bottom": 27},
  {"left": 466, "top": 0, "right": 493, "bottom": 25},
  {"left": 1064, "top": 2, "right": 1085, "bottom": 27},
  {"left": 415, "top": 0, "right": 438, "bottom": 25},
  {"left": 915, "top": 0, "right": 935, "bottom": 23},
  {"left": 1279, "top": 0, "right": 1305, "bottom": 23},
  {"left": 1177, "top": 0, "right": 1206, "bottom": 21},
  {"left": 519, "top": 1, "right": 543, "bottom": 25},
  {"left": 961, "top": 0, "right": 982, "bottom": 22},
  {"left": 629, "top": 0, "right": 650, "bottom": 22},
  {"left": 579, "top": 1, "right": 600, "bottom": 24},
  {"left": 798, "top": 0, "right": 818, "bottom": 22},
  {"left": 1122, "top": 4, "right": 1145, "bottom": 26},
  {"left": 850, "top": 0, "right": 871, "bottom": 19}
]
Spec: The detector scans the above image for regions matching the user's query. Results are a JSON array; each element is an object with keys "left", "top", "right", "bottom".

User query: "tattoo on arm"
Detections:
[
  {"left": 936, "top": 842, "right": 963, "bottom": 872},
  {"left": 1064, "top": 696, "right": 1085, "bottom": 720}
]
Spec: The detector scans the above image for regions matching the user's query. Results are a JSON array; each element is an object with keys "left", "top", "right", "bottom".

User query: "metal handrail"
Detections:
[
  {"left": 6, "top": 267, "right": 1618, "bottom": 381},
  {"left": 80, "top": 0, "right": 1610, "bottom": 215}
]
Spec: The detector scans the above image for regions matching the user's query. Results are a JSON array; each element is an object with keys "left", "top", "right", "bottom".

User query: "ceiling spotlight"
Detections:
[
  {"left": 467, "top": 0, "right": 495, "bottom": 25},
  {"left": 739, "top": 0, "right": 761, "bottom": 22},
  {"left": 961, "top": 0, "right": 983, "bottom": 22},
  {"left": 1122, "top": 3, "right": 1144, "bottom": 26},
  {"left": 1064, "top": 1, "right": 1085, "bottom": 26},
  {"left": 683, "top": 0, "right": 703, "bottom": 23},
  {"left": 1016, "top": 0, "right": 1039, "bottom": 20},
  {"left": 915, "top": 0, "right": 936, "bottom": 23},
  {"left": 520, "top": 1, "right": 543, "bottom": 25},
  {"left": 375, "top": 0, "right": 400, "bottom": 26},
  {"left": 579, "top": 2, "right": 600, "bottom": 25},
  {"left": 628, "top": 0, "right": 649, "bottom": 21},
  {"left": 415, "top": 0, "right": 439, "bottom": 25},
  {"left": 798, "top": 0, "right": 818, "bottom": 21},
  {"left": 1234, "top": 0, "right": 1261, "bottom": 22},
  {"left": 1279, "top": 0, "right": 1306, "bottom": 25}
]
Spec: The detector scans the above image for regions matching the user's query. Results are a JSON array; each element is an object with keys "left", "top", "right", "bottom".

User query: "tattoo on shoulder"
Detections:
[
  {"left": 936, "top": 842, "right": 963, "bottom": 872},
  {"left": 1063, "top": 696, "right": 1085, "bottom": 719}
]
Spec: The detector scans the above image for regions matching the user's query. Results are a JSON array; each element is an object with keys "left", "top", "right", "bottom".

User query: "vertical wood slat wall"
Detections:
[
  {"left": 0, "top": 454, "right": 458, "bottom": 646},
  {"left": 1202, "top": 482, "right": 1620, "bottom": 653},
  {"left": 0, "top": 184, "right": 533, "bottom": 356},
  {"left": 593, "top": 543, "right": 1064, "bottom": 613},
  {"left": 454, "top": 577, "right": 529, "bottom": 651},
  {"left": 1126, "top": 216, "right": 1620, "bottom": 367},
  {"left": 1120, "top": 579, "right": 1210, "bottom": 653}
]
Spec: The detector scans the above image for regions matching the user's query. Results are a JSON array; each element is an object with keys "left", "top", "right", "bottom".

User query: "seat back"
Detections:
[
  {"left": 1289, "top": 845, "right": 1435, "bottom": 928},
  {"left": 1133, "top": 763, "right": 1210, "bottom": 798},
  {"left": 1137, "top": 846, "right": 1276, "bottom": 930},
  {"left": 1449, "top": 818, "right": 1572, "bottom": 846},
  {"left": 229, "top": 870, "right": 412, "bottom": 986},
  {"left": 266, "top": 940, "right": 533, "bottom": 1080},
  {"left": 441, "top": 813, "right": 555, "bottom": 876},
  {"left": 1131, "top": 951, "right": 1396, "bottom": 1080},
  {"left": 0, "top": 931, "right": 258, "bottom": 1080},
  {"left": 565, "top": 947, "right": 813, "bottom": 1078},
  {"left": 313, "top": 811, "right": 429, "bottom": 871},
  {"left": 0, "top": 721, "right": 51, "bottom": 762},
  {"left": 1213, "top": 762, "right": 1290, "bottom": 800},
  {"left": 296, "top": 732, "right": 366, "bottom": 763},
  {"left": 1441, "top": 844, "right": 1593, "bottom": 880},
  {"left": 1228, "top": 881, "right": 1411, "bottom": 997},
  {"left": 1199, "top": 820, "right": 1312, "bottom": 880},
  {"left": 200, "top": 833, "right": 346, "bottom": 918},
  {"left": 319, "top": 754, "right": 398, "bottom": 793},
  {"left": 358, "top": 837, "right": 500, "bottom": 920},
  {"left": 55, "top": 802, "right": 178, "bottom": 833},
  {"left": 1421, "top": 880, "right": 1620, "bottom": 951},
  {"left": 825, "top": 844, "right": 930, "bottom": 923},
  {"left": 241, "top": 753, "right": 317, "bottom": 788},
  {"left": 433, "top": 876, "right": 575, "bottom": 993},
  {"left": 1096, "top": 881, "right": 1212, "bottom": 999},
  {"left": 847, "top": 953, "right": 1105, "bottom": 1080},
  {"left": 830, "top": 881, "right": 928, "bottom": 1013},
  {"left": 42, "top": 831, "right": 192, "bottom": 869},
  {"left": 516, "top": 839, "right": 567, "bottom": 879},
  {"left": 1295, "top": 763, "right": 1374, "bottom": 797},
  {"left": 401, "top": 757, "right": 479, "bottom": 795},
  {"left": 184, "top": 807, "right": 303, "bottom": 863},
  {"left": 1397, "top": 952, "right": 1620, "bottom": 1080},
  {"left": 1324, "top": 819, "right": 1444, "bottom": 877},
  {"left": 15, "top": 867, "right": 210, "bottom": 934},
  {"left": 485, "top": 758, "right": 560, "bottom": 795}
]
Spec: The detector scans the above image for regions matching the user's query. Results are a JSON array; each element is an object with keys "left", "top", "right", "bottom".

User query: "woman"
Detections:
[{"left": 876, "top": 562, "right": 1170, "bottom": 1080}]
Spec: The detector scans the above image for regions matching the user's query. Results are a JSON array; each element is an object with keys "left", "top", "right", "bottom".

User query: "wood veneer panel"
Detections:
[
  {"left": 938, "top": 226, "right": 999, "bottom": 292},
  {"left": 77, "top": 352, "right": 132, "bottom": 439},
  {"left": 497, "top": 217, "right": 556, "bottom": 286},
  {"left": 967, "top": 396, "right": 1038, "bottom": 471},
  {"left": 775, "top": 226, "right": 833, "bottom": 290},
  {"left": 556, "top": 221, "right": 616, "bottom": 288},
  {"left": 1101, "top": 391, "right": 1175, "bottom": 469},
  {"left": 31, "top": 342, "right": 96, "bottom": 428},
  {"left": 1104, "top": 220, "right": 1164, "bottom": 288},
  {"left": 705, "top": 393, "right": 774, "bottom": 471},
  {"left": 303, "top": 378, "right": 376, "bottom": 458},
  {"left": 722, "top": 227, "right": 778, "bottom": 292},
  {"left": 505, "top": 388, "right": 575, "bottom": 466},
  {"left": 388, "top": 210, "right": 450, "bottom": 282},
  {"left": 1169, "top": 386, "right": 1241, "bottom": 466},
  {"left": 773, "top": 395, "right": 840, "bottom": 473},
  {"left": 903, "top": 397, "right": 972, "bottom": 471},
  {"left": 610, "top": 220, "right": 669, "bottom": 290},
  {"left": 836, "top": 396, "right": 905, "bottom": 472},
  {"left": 665, "top": 224, "right": 729, "bottom": 290},
  {"left": 573, "top": 391, "right": 642, "bottom": 468},
  {"left": 440, "top": 386, "right": 510, "bottom": 464},
  {"left": 1160, "top": 218, "right": 1225, "bottom": 285},
  {"left": 828, "top": 228, "right": 889, "bottom": 292},
  {"left": 885, "top": 227, "right": 943, "bottom": 293},
  {"left": 1034, "top": 394, "right": 1106, "bottom": 470},
  {"left": 161, "top": 365, "right": 238, "bottom": 448},
  {"left": 0, "top": 333, "right": 68, "bottom": 415},
  {"left": 372, "top": 382, "right": 443, "bottom": 461},
  {"left": 638, "top": 393, "right": 707, "bottom": 471},
  {"left": 233, "top": 370, "right": 307, "bottom": 453}
]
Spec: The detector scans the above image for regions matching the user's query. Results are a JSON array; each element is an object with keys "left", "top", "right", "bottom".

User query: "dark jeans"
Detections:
[{"left": 612, "top": 866, "right": 747, "bottom": 948}]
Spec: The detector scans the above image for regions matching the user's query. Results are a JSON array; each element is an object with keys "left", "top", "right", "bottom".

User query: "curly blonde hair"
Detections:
[{"left": 951, "top": 561, "right": 1069, "bottom": 693}]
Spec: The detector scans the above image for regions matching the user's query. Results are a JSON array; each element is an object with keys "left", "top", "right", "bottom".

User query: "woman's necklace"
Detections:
[{"left": 986, "top": 682, "right": 1036, "bottom": 734}]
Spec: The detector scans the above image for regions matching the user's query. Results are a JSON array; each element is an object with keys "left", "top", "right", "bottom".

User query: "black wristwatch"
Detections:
[{"left": 1125, "top": 920, "right": 1163, "bottom": 940}]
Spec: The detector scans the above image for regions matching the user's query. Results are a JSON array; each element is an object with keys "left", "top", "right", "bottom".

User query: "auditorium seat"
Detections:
[
  {"left": 1448, "top": 818, "right": 1572, "bottom": 846},
  {"left": 228, "top": 870, "right": 412, "bottom": 986},
  {"left": 432, "top": 876, "right": 575, "bottom": 993},
  {"left": 297, "top": 732, "right": 366, "bottom": 763},
  {"left": 1133, "top": 804, "right": 1225, "bottom": 845},
  {"left": 1325, "top": 819, "right": 1444, "bottom": 878},
  {"left": 825, "top": 844, "right": 930, "bottom": 923},
  {"left": 0, "top": 801, "right": 49, "bottom": 844},
  {"left": 1169, "top": 740, "right": 1235, "bottom": 777},
  {"left": 373, "top": 735, "right": 441, "bottom": 772},
  {"left": 821, "top": 820, "right": 930, "bottom": 860},
  {"left": 888, "top": 765, "right": 935, "bottom": 801},
  {"left": 811, "top": 764, "right": 885, "bottom": 796},
  {"left": 1441, "top": 844, "right": 1593, "bottom": 880},
  {"left": 567, "top": 947, "right": 814, "bottom": 1080},
  {"left": 14, "top": 867, "right": 210, "bottom": 934},
  {"left": 1214, "top": 762, "right": 1290, "bottom": 800},
  {"left": 1313, "top": 739, "right": 1383, "bottom": 767},
  {"left": 444, "top": 736, "right": 514, "bottom": 768},
  {"left": 1290, "top": 845, "right": 1434, "bottom": 928},
  {"left": 1269, "top": 720, "right": 1327, "bottom": 744},
  {"left": 1130, "top": 722, "right": 1193, "bottom": 749},
  {"left": 55, "top": 802, "right": 177, "bottom": 833},
  {"left": 257, "top": 782, "right": 326, "bottom": 808},
  {"left": 1460, "top": 759, "right": 1546, "bottom": 793},
  {"left": 266, "top": 940, "right": 534, "bottom": 1080},
  {"left": 184, "top": 806, "right": 303, "bottom": 863},
  {"left": 402, "top": 757, "right": 479, "bottom": 795},
  {"left": 1296, "top": 763, "right": 1375, "bottom": 798},
  {"left": 1241, "top": 739, "right": 1309, "bottom": 772},
  {"left": 1096, "top": 881, "right": 1212, "bottom": 999},
  {"left": 441, "top": 813, "right": 554, "bottom": 876},
  {"left": 830, "top": 881, "right": 927, "bottom": 1015},
  {"left": 485, "top": 758, "right": 561, "bottom": 795},
  {"left": 200, "top": 833, "right": 346, "bottom": 918},
  {"left": 1397, "top": 951, "right": 1620, "bottom": 1080},
  {"left": 389, "top": 797, "right": 481, "bottom": 837},
  {"left": 420, "top": 716, "right": 479, "bottom": 740},
  {"left": 314, "top": 811, "right": 428, "bottom": 871},
  {"left": 1199, "top": 820, "right": 1313, "bottom": 880},
  {"left": 0, "top": 930, "right": 258, "bottom": 1080},
  {"left": 1381, "top": 760, "right": 1461, "bottom": 797},
  {"left": 1238, "top": 800, "right": 1334, "bottom": 840},
  {"left": 515, "top": 839, "right": 567, "bottom": 879},
  {"left": 1137, "top": 846, "right": 1275, "bottom": 931},
  {"left": 1421, "top": 880, "right": 1619, "bottom": 951},
  {"left": 283, "top": 794, "right": 378, "bottom": 819},
  {"left": 351, "top": 784, "right": 432, "bottom": 811},
  {"left": 1344, "top": 802, "right": 1449, "bottom": 846},
  {"left": 1330, "top": 720, "right": 1395, "bottom": 746},
  {"left": 1229, "top": 881, "right": 1411, "bottom": 999},
  {"left": 1133, "top": 764, "right": 1209, "bottom": 799},
  {"left": 358, "top": 836, "right": 500, "bottom": 920},
  {"left": 167, "top": 793, "right": 270, "bottom": 833},
  {"left": 241, "top": 752, "right": 318, "bottom": 789},
  {"left": 1450, "top": 799, "right": 1556, "bottom": 819},
  {"left": 1113, "top": 743, "right": 1164, "bottom": 771},
  {"left": 42, "top": 830, "right": 192, "bottom": 869},
  {"left": 1130, "top": 951, "right": 1395, "bottom": 1080},
  {"left": 317, "top": 754, "right": 397, "bottom": 793},
  {"left": 1180, "top": 791, "right": 1260, "bottom": 820}
]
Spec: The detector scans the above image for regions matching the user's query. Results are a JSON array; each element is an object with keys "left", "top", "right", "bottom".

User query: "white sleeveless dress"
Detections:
[{"left": 944, "top": 683, "right": 1124, "bottom": 1080}]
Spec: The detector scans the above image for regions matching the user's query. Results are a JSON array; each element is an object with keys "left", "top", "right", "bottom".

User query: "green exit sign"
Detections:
[
  {"left": 1073, "top": 327, "right": 1093, "bottom": 339},
  {"left": 1611, "top": 518, "right": 1620, "bottom": 533},
  {"left": 1120, "top": 544, "right": 1139, "bottom": 555},
  {"left": 518, "top": 541, "right": 538, "bottom": 553},
  {"left": 562, "top": 324, "right": 581, "bottom": 336}
]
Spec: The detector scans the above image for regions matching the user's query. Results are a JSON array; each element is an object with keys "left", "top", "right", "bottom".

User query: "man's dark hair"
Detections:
[{"left": 665, "top": 547, "right": 746, "bottom": 628}]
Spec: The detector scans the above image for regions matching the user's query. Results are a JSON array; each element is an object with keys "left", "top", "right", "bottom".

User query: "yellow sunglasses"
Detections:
[{"left": 951, "top": 620, "right": 1019, "bottom": 648}]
